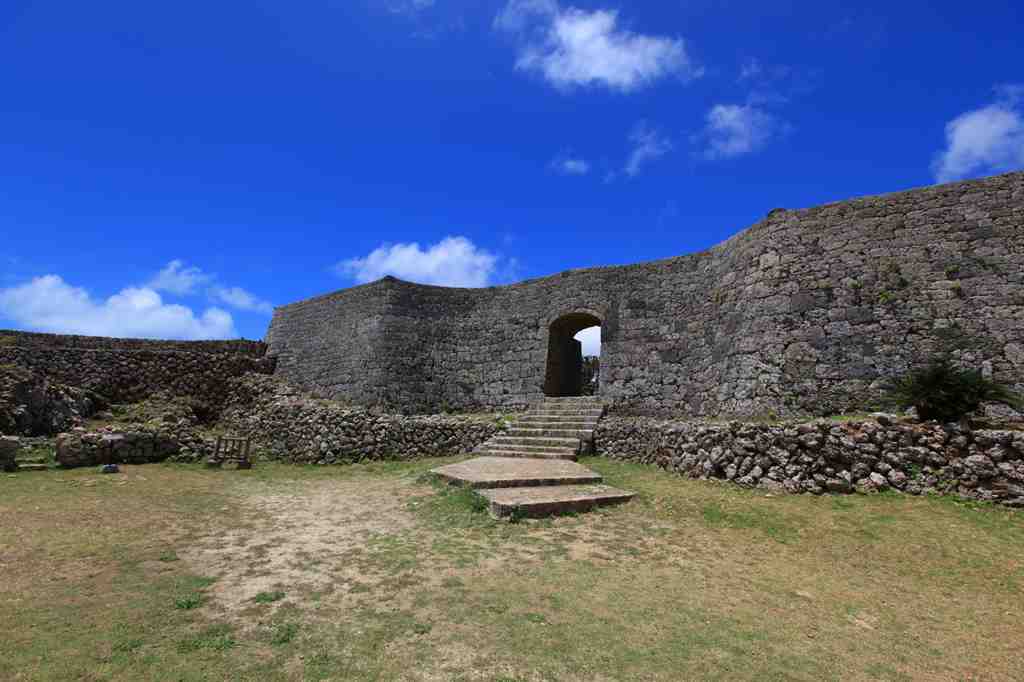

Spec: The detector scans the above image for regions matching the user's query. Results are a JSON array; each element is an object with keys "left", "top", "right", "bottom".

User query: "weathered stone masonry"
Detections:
[
  {"left": 46, "top": 374, "right": 505, "bottom": 469},
  {"left": 595, "top": 416, "right": 1024, "bottom": 507},
  {"left": 267, "top": 172, "right": 1024, "bottom": 418},
  {"left": 0, "top": 330, "right": 274, "bottom": 406}
]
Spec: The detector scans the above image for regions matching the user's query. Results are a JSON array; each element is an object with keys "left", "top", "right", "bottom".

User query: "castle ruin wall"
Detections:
[{"left": 267, "top": 172, "right": 1024, "bottom": 418}]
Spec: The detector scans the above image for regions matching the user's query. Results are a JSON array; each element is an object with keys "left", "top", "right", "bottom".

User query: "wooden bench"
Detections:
[{"left": 206, "top": 436, "right": 253, "bottom": 469}]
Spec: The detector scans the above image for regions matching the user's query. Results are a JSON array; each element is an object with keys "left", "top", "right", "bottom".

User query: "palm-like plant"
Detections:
[{"left": 884, "top": 357, "right": 1022, "bottom": 423}]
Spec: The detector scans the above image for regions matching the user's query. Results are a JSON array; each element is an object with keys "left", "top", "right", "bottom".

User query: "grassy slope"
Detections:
[{"left": 0, "top": 457, "right": 1021, "bottom": 681}]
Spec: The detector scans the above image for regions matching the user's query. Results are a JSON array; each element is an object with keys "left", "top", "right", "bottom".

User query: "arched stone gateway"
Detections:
[
  {"left": 544, "top": 311, "right": 601, "bottom": 397},
  {"left": 265, "top": 172, "right": 1024, "bottom": 418}
]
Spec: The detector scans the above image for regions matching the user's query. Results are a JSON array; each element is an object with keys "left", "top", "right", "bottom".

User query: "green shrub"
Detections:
[
  {"left": 174, "top": 594, "right": 204, "bottom": 610},
  {"left": 175, "top": 624, "right": 235, "bottom": 653},
  {"left": 883, "top": 357, "right": 1022, "bottom": 422},
  {"left": 253, "top": 590, "right": 286, "bottom": 604},
  {"left": 270, "top": 622, "right": 298, "bottom": 645}
]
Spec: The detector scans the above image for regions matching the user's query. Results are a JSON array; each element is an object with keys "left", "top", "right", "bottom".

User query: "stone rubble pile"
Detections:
[
  {"left": 52, "top": 393, "right": 220, "bottom": 468},
  {"left": 218, "top": 375, "right": 502, "bottom": 464},
  {"left": 596, "top": 415, "right": 1024, "bottom": 506},
  {"left": 0, "top": 364, "right": 102, "bottom": 436}
]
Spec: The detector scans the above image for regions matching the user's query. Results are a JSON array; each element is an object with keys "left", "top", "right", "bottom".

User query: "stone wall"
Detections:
[
  {"left": 0, "top": 330, "right": 266, "bottom": 355},
  {"left": 596, "top": 416, "right": 1024, "bottom": 507},
  {"left": 35, "top": 374, "right": 505, "bottom": 469},
  {"left": 55, "top": 429, "right": 192, "bottom": 468},
  {"left": 263, "top": 283, "right": 391, "bottom": 408},
  {"left": 266, "top": 171, "right": 1024, "bottom": 418},
  {"left": 219, "top": 375, "right": 502, "bottom": 464},
  {"left": 0, "top": 330, "right": 274, "bottom": 406}
]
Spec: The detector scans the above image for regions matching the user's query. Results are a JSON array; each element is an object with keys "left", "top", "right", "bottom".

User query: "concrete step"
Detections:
[
  {"left": 476, "top": 447, "right": 578, "bottom": 461},
  {"left": 430, "top": 456, "right": 602, "bottom": 489},
  {"left": 490, "top": 435, "right": 582, "bottom": 449},
  {"left": 516, "top": 411, "right": 598, "bottom": 421},
  {"left": 16, "top": 463, "right": 49, "bottom": 472},
  {"left": 539, "top": 406, "right": 603, "bottom": 413},
  {"left": 480, "top": 484, "right": 635, "bottom": 519},
  {"left": 507, "top": 426, "right": 595, "bottom": 437},
  {"left": 480, "top": 442, "right": 579, "bottom": 455},
  {"left": 528, "top": 407, "right": 605, "bottom": 417},
  {"left": 516, "top": 417, "right": 602, "bottom": 428},
  {"left": 504, "top": 427, "right": 594, "bottom": 439},
  {"left": 543, "top": 396, "right": 603, "bottom": 403}
]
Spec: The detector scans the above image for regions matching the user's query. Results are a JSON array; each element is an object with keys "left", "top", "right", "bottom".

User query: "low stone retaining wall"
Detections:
[
  {"left": 0, "top": 436, "right": 18, "bottom": 471},
  {"left": 55, "top": 428, "right": 203, "bottom": 468},
  {"left": 596, "top": 416, "right": 1024, "bottom": 507},
  {"left": 220, "top": 375, "right": 502, "bottom": 464},
  {"left": 49, "top": 375, "right": 503, "bottom": 469}
]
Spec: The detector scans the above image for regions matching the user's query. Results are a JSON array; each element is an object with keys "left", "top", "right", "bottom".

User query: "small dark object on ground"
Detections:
[{"left": 100, "top": 463, "right": 120, "bottom": 474}]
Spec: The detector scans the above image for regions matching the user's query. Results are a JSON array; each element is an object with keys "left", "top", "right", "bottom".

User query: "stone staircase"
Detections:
[
  {"left": 432, "top": 397, "right": 633, "bottom": 519},
  {"left": 473, "top": 396, "right": 605, "bottom": 461},
  {"left": 15, "top": 455, "right": 50, "bottom": 472}
]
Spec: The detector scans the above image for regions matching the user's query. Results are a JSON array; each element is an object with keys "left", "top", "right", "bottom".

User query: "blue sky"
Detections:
[{"left": 1, "top": 0, "right": 1022, "bottom": 349}]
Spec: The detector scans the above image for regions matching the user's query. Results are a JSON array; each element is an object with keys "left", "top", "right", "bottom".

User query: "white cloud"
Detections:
[
  {"left": 495, "top": 0, "right": 558, "bottom": 32},
  {"left": 210, "top": 286, "right": 274, "bottom": 314},
  {"left": 550, "top": 155, "right": 591, "bottom": 175},
  {"left": 148, "top": 259, "right": 213, "bottom": 295},
  {"left": 932, "top": 85, "right": 1024, "bottom": 182},
  {"left": 148, "top": 260, "right": 273, "bottom": 315},
  {"left": 699, "top": 103, "right": 786, "bottom": 160},
  {"left": 495, "top": 0, "right": 700, "bottom": 92},
  {"left": 336, "top": 236, "right": 500, "bottom": 288},
  {"left": 0, "top": 275, "right": 236, "bottom": 340},
  {"left": 625, "top": 121, "right": 672, "bottom": 176},
  {"left": 574, "top": 325, "right": 601, "bottom": 356}
]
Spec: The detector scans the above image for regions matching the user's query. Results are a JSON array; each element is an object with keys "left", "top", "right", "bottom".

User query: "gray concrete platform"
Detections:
[
  {"left": 479, "top": 484, "right": 635, "bottom": 518},
  {"left": 430, "top": 456, "right": 602, "bottom": 489}
]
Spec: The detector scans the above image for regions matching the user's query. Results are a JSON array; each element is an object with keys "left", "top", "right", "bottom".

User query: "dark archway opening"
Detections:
[{"left": 544, "top": 312, "right": 601, "bottom": 397}]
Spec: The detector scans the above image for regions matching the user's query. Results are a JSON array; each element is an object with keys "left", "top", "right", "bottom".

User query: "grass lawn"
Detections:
[{"left": 1, "top": 456, "right": 1022, "bottom": 681}]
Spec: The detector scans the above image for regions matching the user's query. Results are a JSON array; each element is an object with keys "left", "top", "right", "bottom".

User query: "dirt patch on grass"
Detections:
[{"left": 183, "top": 474, "right": 432, "bottom": 614}]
